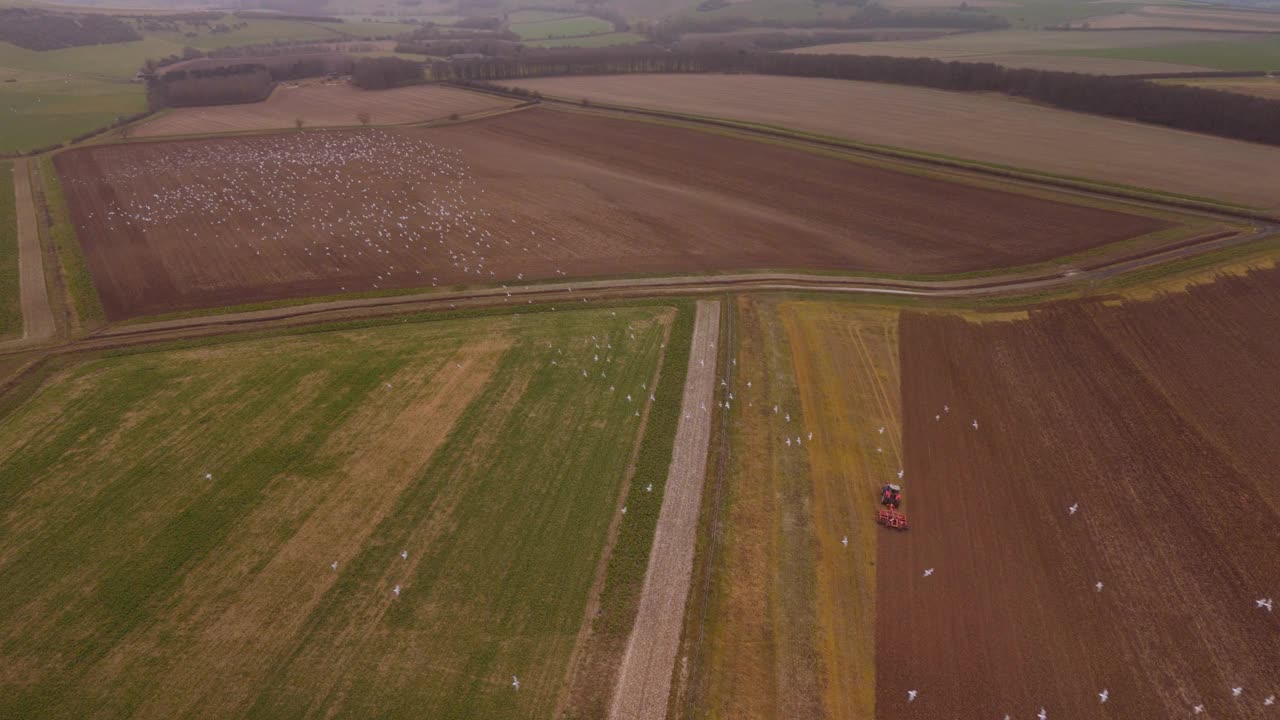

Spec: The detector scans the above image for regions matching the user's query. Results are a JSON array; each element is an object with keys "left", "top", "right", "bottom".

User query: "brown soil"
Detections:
[
  {"left": 55, "top": 108, "right": 1165, "bottom": 321},
  {"left": 134, "top": 83, "right": 515, "bottom": 138},
  {"left": 881, "top": 268, "right": 1280, "bottom": 718},
  {"left": 509, "top": 75, "right": 1280, "bottom": 209}
]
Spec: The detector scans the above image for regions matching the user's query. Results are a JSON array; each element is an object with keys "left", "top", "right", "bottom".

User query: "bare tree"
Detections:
[
  {"left": 294, "top": 117, "right": 305, "bottom": 131},
  {"left": 357, "top": 111, "right": 371, "bottom": 126}
]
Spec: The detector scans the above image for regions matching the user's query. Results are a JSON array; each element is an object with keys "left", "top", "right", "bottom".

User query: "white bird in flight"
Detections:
[
  {"left": 878, "top": 426, "right": 885, "bottom": 434},
  {"left": 400, "top": 550, "right": 408, "bottom": 560},
  {"left": 842, "top": 536, "right": 848, "bottom": 548},
  {"left": 897, "top": 469, "right": 904, "bottom": 479},
  {"left": 1256, "top": 598, "right": 1274, "bottom": 612},
  {"left": 1233, "top": 687, "right": 1244, "bottom": 698},
  {"left": 923, "top": 568, "right": 935, "bottom": 577},
  {"left": 1099, "top": 689, "right": 1109, "bottom": 703},
  {"left": 1038, "top": 708, "right": 1047, "bottom": 720},
  {"left": 204, "top": 472, "right": 212, "bottom": 480},
  {"left": 972, "top": 419, "right": 979, "bottom": 430},
  {"left": 906, "top": 689, "right": 918, "bottom": 702},
  {"left": 392, "top": 585, "right": 401, "bottom": 597},
  {"left": 621, "top": 506, "right": 627, "bottom": 515},
  {"left": 512, "top": 675, "right": 520, "bottom": 691},
  {"left": 1095, "top": 581, "right": 1104, "bottom": 592},
  {"left": 1068, "top": 502, "right": 1079, "bottom": 515},
  {"left": 646, "top": 483, "right": 652, "bottom": 493},
  {"left": 1193, "top": 704, "right": 1205, "bottom": 714},
  {"left": 1263, "top": 694, "right": 1274, "bottom": 706},
  {"left": 330, "top": 561, "right": 338, "bottom": 571}
]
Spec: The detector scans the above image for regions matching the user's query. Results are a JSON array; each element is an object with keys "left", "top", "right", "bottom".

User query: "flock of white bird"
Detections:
[{"left": 71, "top": 131, "right": 570, "bottom": 293}]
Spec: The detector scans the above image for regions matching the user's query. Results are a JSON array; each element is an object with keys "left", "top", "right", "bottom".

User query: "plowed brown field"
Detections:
[
  {"left": 883, "top": 268, "right": 1280, "bottom": 719},
  {"left": 56, "top": 108, "right": 1166, "bottom": 320}
]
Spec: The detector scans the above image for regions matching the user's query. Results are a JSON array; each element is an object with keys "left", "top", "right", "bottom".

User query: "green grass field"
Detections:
[
  {"left": 1047, "top": 34, "right": 1280, "bottom": 70},
  {"left": 0, "top": 304, "right": 680, "bottom": 718},
  {"left": 0, "top": 161, "right": 18, "bottom": 337},
  {"left": 510, "top": 14, "right": 615, "bottom": 40}
]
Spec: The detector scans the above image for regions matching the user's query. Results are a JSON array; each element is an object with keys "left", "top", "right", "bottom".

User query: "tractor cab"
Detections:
[
  {"left": 880, "top": 483, "right": 903, "bottom": 509},
  {"left": 876, "top": 483, "right": 909, "bottom": 530}
]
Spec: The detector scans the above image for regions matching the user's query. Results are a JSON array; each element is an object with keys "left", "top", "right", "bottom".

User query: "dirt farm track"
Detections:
[
  {"left": 56, "top": 107, "right": 1168, "bottom": 320},
  {"left": 882, "top": 268, "right": 1280, "bottom": 718}
]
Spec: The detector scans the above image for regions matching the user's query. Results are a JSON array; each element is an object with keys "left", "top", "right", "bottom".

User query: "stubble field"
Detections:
[
  {"left": 56, "top": 107, "right": 1168, "bottom": 320},
  {"left": 884, "top": 268, "right": 1280, "bottom": 718},
  {"left": 0, "top": 305, "right": 676, "bottom": 719},
  {"left": 134, "top": 83, "right": 517, "bottom": 138},
  {"left": 507, "top": 74, "right": 1280, "bottom": 210}
]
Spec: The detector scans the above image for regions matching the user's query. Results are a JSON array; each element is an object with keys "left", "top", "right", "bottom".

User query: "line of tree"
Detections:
[
  {"left": 650, "top": 3, "right": 1007, "bottom": 42},
  {"left": 0, "top": 8, "right": 140, "bottom": 50},
  {"left": 149, "top": 64, "right": 275, "bottom": 108},
  {"left": 351, "top": 56, "right": 424, "bottom": 89},
  {"left": 439, "top": 50, "right": 1280, "bottom": 146}
]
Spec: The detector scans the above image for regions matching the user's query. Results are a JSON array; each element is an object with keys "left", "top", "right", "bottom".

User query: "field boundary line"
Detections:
[
  {"left": 13, "top": 160, "right": 54, "bottom": 344},
  {"left": 609, "top": 299, "right": 720, "bottom": 720}
]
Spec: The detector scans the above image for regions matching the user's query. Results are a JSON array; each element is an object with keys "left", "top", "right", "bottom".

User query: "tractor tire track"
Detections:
[{"left": 609, "top": 299, "right": 720, "bottom": 720}]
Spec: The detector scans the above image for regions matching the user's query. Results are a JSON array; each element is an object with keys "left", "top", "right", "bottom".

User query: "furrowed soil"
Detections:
[
  {"left": 56, "top": 107, "right": 1166, "bottom": 321},
  {"left": 134, "top": 82, "right": 516, "bottom": 138},
  {"left": 0, "top": 305, "right": 673, "bottom": 719},
  {"left": 508, "top": 75, "right": 1280, "bottom": 210},
  {"left": 883, "top": 267, "right": 1280, "bottom": 718}
]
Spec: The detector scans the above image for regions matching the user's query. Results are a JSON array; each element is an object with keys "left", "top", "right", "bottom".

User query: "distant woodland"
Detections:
[{"left": 0, "top": 8, "right": 141, "bottom": 51}]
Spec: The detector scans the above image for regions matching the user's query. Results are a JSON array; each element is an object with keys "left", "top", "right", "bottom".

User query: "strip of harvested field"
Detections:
[
  {"left": 0, "top": 162, "right": 18, "bottom": 338},
  {"left": 781, "top": 301, "right": 902, "bottom": 720},
  {"left": 507, "top": 74, "right": 1280, "bottom": 210},
  {"left": 675, "top": 295, "right": 822, "bottom": 719},
  {"left": 13, "top": 160, "right": 53, "bottom": 342},
  {"left": 610, "top": 299, "right": 719, "bottom": 720},
  {"left": 134, "top": 82, "right": 516, "bottom": 138}
]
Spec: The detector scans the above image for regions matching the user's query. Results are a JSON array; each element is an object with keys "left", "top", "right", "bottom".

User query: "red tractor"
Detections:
[{"left": 876, "top": 483, "right": 909, "bottom": 530}]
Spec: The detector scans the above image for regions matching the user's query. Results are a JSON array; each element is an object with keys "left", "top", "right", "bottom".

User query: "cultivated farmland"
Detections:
[
  {"left": 678, "top": 296, "right": 904, "bottom": 719},
  {"left": 56, "top": 107, "right": 1170, "bottom": 320},
  {"left": 133, "top": 82, "right": 517, "bottom": 137},
  {"left": 508, "top": 74, "right": 1280, "bottom": 210},
  {"left": 884, "top": 269, "right": 1280, "bottom": 718},
  {"left": 0, "top": 304, "right": 676, "bottom": 719}
]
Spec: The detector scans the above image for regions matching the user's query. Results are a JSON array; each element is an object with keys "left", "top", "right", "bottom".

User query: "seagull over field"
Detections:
[
  {"left": 1068, "top": 502, "right": 1079, "bottom": 515},
  {"left": 1193, "top": 704, "right": 1205, "bottom": 714},
  {"left": 972, "top": 419, "right": 979, "bottom": 430},
  {"left": 400, "top": 550, "right": 408, "bottom": 560},
  {"left": 1263, "top": 694, "right": 1274, "bottom": 706},
  {"left": 204, "top": 472, "right": 212, "bottom": 481},
  {"left": 923, "top": 568, "right": 935, "bottom": 577},
  {"left": 878, "top": 426, "right": 885, "bottom": 434},
  {"left": 1257, "top": 598, "right": 1274, "bottom": 612},
  {"left": 1038, "top": 708, "right": 1048, "bottom": 720},
  {"left": 907, "top": 690, "right": 918, "bottom": 702},
  {"left": 393, "top": 585, "right": 401, "bottom": 597},
  {"left": 1099, "top": 689, "right": 1109, "bottom": 703},
  {"left": 898, "top": 469, "right": 904, "bottom": 479},
  {"left": 1095, "top": 581, "right": 1104, "bottom": 592},
  {"left": 842, "top": 536, "right": 848, "bottom": 548},
  {"left": 330, "top": 561, "right": 338, "bottom": 571},
  {"left": 512, "top": 675, "right": 520, "bottom": 691},
  {"left": 1233, "top": 687, "right": 1244, "bottom": 698}
]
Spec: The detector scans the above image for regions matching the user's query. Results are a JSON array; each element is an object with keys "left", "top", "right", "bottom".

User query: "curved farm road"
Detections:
[
  {"left": 13, "top": 160, "right": 54, "bottom": 343},
  {"left": 609, "top": 300, "right": 720, "bottom": 720}
]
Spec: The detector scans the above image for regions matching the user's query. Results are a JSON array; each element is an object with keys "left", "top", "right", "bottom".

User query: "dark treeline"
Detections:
[
  {"left": 151, "top": 64, "right": 275, "bottom": 108},
  {"left": 651, "top": 4, "right": 1007, "bottom": 42},
  {"left": 233, "top": 11, "right": 344, "bottom": 22},
  {"left": 397, "top": 38, "right": 525, "bottom": 57},
  {"left": 351, "top": 56, "right": 424, "bottom": 89},
  {"left": 440, "top": 50, "right": 1280, "bottom": 146},
  {"left": 0, "top": 8, "right": 140, "bottom": 50}
]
